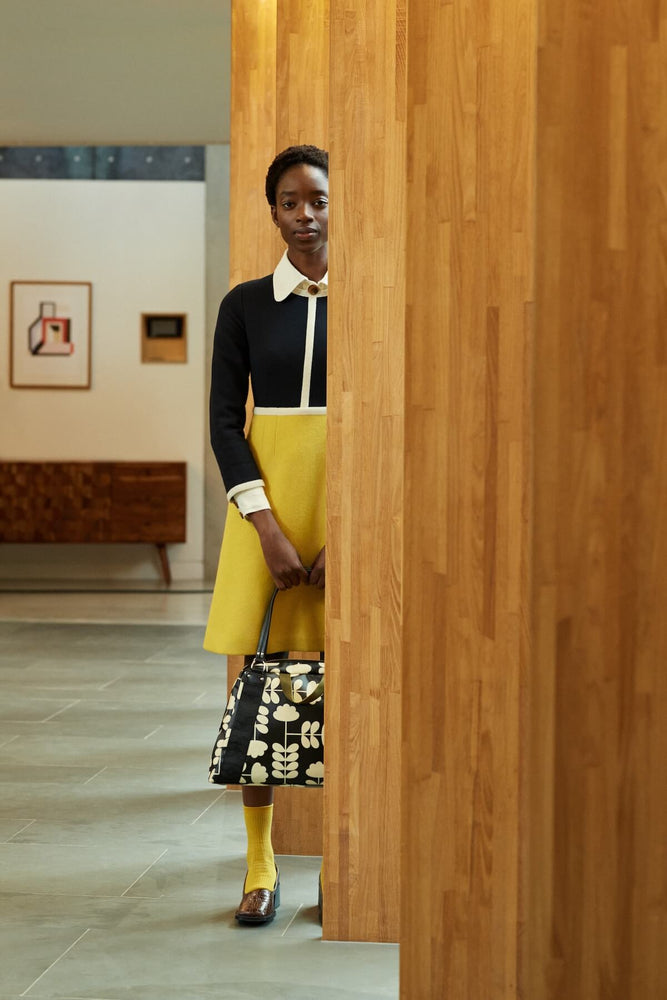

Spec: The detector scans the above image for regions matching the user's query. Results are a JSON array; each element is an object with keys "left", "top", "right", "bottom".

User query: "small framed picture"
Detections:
[
  {"left": 10, "top": 281, "right": 92, "bottom": 389},
  {"left": 141, "top": 313, "right": 187, "bottom": 363}
]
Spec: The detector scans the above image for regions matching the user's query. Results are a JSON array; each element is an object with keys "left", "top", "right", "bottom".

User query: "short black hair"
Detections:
[{"left": 265, "top": 145, "right": 329, "bottom": 206}]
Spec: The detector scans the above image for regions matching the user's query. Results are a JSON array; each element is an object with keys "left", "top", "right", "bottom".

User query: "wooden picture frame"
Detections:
[
  {"left": 10, "top": 280, "right": 92, "bottom": 389},
  {"left": 141, "top": 313, "right": 188, "bottom": 363}
]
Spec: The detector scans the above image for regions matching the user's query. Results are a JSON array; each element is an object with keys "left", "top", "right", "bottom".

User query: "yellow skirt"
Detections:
[{"left": 204, "top": 413, "right": 325, "bottom": 655}]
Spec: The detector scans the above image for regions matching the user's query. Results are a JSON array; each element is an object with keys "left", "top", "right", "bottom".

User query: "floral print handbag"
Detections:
[{"left": 208, "top": 589, "right": 324, "bottom": 787}]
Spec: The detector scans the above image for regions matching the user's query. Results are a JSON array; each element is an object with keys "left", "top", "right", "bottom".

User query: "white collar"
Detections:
[{"left": 273, "top": 250, "right": 328, "bottom": 302}]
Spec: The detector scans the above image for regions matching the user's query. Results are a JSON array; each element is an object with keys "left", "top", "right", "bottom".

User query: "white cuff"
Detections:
[
  {"left": 234, "top": 486, "right": 271, "bottom": 518},
  {"left": 226, "top": 478, "right": 265, "bottom": 502}
]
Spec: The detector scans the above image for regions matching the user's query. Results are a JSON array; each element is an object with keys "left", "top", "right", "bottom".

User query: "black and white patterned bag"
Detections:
[{"left": 208, "top": 589, "right": 324, "bottom": 787}]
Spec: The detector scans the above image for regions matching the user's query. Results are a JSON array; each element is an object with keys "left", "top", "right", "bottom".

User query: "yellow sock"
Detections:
[{"left": 243, "top": 804, "right": 276, "bottom": 892}]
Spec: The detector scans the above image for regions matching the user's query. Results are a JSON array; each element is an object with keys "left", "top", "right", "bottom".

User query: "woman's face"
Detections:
[{"left": 271, "top": 163, "right": 328, "bottom": 257}]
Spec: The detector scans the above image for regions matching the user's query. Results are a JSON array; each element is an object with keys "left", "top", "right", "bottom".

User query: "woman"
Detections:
[{"left": 204, "top": 145, "right": 328, "bottom": 924}]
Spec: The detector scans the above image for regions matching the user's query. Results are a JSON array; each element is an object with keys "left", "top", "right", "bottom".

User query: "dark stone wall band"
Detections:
[{"left": 0, "top": 146, "right": 205, "bottom": 181}]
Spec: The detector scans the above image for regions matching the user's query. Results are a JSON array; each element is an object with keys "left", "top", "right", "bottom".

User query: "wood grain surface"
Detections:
[
  {"left": 326, "top": 0, "right": 405, "bottom": 943},
  {"left": 0, "top": 462, "right": 186, "bottom": 545},
  {"left": 231, "top": 0, "right": 667, "bottom": 979},
  {"left": 228, "top": 0, "right": 279, "bottom": 290},
  {"left": 271, "top": 0, "right": 330, "bottom": 858},
  {"left": 226, "top": 0, "right": 327, "bottom": 857},
  {"left": 400, "top": 0, "right": 535, "bottom": 994},
  {"left": 527, "top": 2, "right": 667, "bottom": 996},
  {"left": 225, "top": 2, "right": 280, "bottom": 798},
  {"left": 275, "top": 0, "right": 329, "bottom": 148}
]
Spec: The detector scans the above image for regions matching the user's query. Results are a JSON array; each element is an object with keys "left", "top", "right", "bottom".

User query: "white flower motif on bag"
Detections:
[
  {"left": 273, "top": 703, "right": 299, "bottom": 722},
  {"left": 250, "top": 762, "right": 269, "bottom": 784},
  {"left": 255, "top": 705, "right": 270, "bottom": 734},
  {"left": 285, "top": 661, "right": 307, "bottom": 675},
  {"left": 261, "top": 675, "right": 281, "bottom": 705},
  {"left": 300, "top": 720, "right": 321, "bottom": 748},
  {"left": 305, "top": 761, "right": 324, "bottom": 784},
  {"left": 247, "top": 739, "right": 269, "bottom": 759},
  {"left": 271, "top": 742, "right": 299, "bottom": 781}
]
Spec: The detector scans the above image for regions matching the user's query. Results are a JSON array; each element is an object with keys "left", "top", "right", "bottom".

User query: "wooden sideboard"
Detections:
[{"left": 0, "top": 461, "right": 186, "bottom": 584}]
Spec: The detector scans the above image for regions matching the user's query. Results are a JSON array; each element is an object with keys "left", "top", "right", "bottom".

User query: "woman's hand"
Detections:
[
  {"left": 247, "top": 510, "right": 308, "bottom": 590},
  {"left": 308, "top": 546, "right": 326, "bottom": 590}
]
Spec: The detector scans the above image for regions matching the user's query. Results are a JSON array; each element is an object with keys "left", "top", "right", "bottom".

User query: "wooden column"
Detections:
[
  {"left": 225, "top": 0, "right": 277, "bottom": 777},
  {"left": 228, "top": 1, "right": 277, "bottom": 289},
  {"left": 231, "top": 0, "right": 667, "bottom": 977},
  {"left": 325, "top": 0, "right": 405, "bottom": 942},
  {"left": 227, "top": 0, "right": 329, "bottom": 857},
  {"left": 225, "top": 0, "right": 276, "bottom": 805},
  {"left": 275, "top": 0, "right": 329, "bottom": 147},
  {"left": 401, "top": 0, "right": 535, "bottom": 994},
  {"left": 270, "top": 0, "right": 329, "bottom": 856},
  {"left": 397, "top": 0, "right": 667, "bottom": 994},
  {"left": 225, "top": 1, "right": 278, "bottom": 706},
  {"left": 527, "top": 1, "right": 667, "bottom": 996}
]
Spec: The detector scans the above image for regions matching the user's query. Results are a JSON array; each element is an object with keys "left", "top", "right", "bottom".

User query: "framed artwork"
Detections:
[
  {"left": 9, "top": 281, "right": 92, "bottom": 389},
  {"left": 141, "top": 313, "right": 187, "bottom": 363}
]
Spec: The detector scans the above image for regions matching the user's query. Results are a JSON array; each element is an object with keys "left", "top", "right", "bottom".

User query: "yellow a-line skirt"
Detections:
[{"left": 204, "top": 412, "right": 325, "bottom": 656}]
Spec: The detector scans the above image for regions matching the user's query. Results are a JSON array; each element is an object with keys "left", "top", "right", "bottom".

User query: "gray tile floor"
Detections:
[{"left": 0, "top": 611, "right": 398, "bottom": 999}]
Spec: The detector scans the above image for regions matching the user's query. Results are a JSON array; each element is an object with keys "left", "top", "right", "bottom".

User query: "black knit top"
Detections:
[{"left": 210, "top": 273, "right": 328, "bottom": 497}]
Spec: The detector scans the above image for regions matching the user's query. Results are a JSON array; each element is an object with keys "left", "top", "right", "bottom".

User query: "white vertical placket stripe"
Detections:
[{"left": 300, "top": 295, "right": 317, "bottom": 408}]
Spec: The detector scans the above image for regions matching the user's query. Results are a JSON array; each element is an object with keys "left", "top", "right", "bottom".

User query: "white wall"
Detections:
[
  {"left": 204, "top": 145, "right": 231, "bottom": 580},
  {"left": 0, "top": 0, "right": 230, "bottom": 144},
  {"left": 0, "top": 179, "right": 206, "bottom": 581}
]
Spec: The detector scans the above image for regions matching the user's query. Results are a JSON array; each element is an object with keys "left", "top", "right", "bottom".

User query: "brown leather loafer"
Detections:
[{"left": 234, "top": 870, "right": 280, "bottom": 925}]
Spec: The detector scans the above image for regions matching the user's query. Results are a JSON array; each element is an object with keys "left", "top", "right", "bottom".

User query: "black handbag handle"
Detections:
[
  {"left": 253, "top": 588, "right": 324, "bottom": 704},
  {"left": 254, "top": 586, "right": 324, "bottom": 660},
  {"left": 255, "top": 587, "right": 324, "bottom": 660},
  {"left": 255, "top": 588, "right": 281, "bottom": 657}
]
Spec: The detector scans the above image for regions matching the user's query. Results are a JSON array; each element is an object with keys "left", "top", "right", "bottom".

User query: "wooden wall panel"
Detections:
[
  {"left": 271, "top": 0, "right": 329, "bottom": 855},
  {"left": 275, "top": 0, "right": 329, "bottom": 148},
  {"left": 225, "top": 2, "right": 278, "bottom": 806},
  {"left": 227, "top": 0, "right": 329, "bottom": 857},
  {"left": 528, "top": 1, "right": 667, "bottom": 996},
  {"left": 225, "top": 3, "right": 277, "bottom": 719},
  {"left": 229, "top": 0, "right": 667, "bottom": 978},
  {"left": 325, "top": 0, "right": 405, "bottom": 943},
  {"left": 401, "top": 0, "right": 535, "bottom": 996},
  {"left": 228, "top": 1, "right": 278, "bottom": 288}
]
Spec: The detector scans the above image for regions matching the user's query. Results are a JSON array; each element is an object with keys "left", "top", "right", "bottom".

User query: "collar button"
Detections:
[{"left": 307, "top": 284, "right": 320, "bottom": 295}]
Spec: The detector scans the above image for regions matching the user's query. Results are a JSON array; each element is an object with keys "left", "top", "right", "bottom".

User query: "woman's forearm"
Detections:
[{"left": 247, "top": 509, "right": 308, "bottom": 589}]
